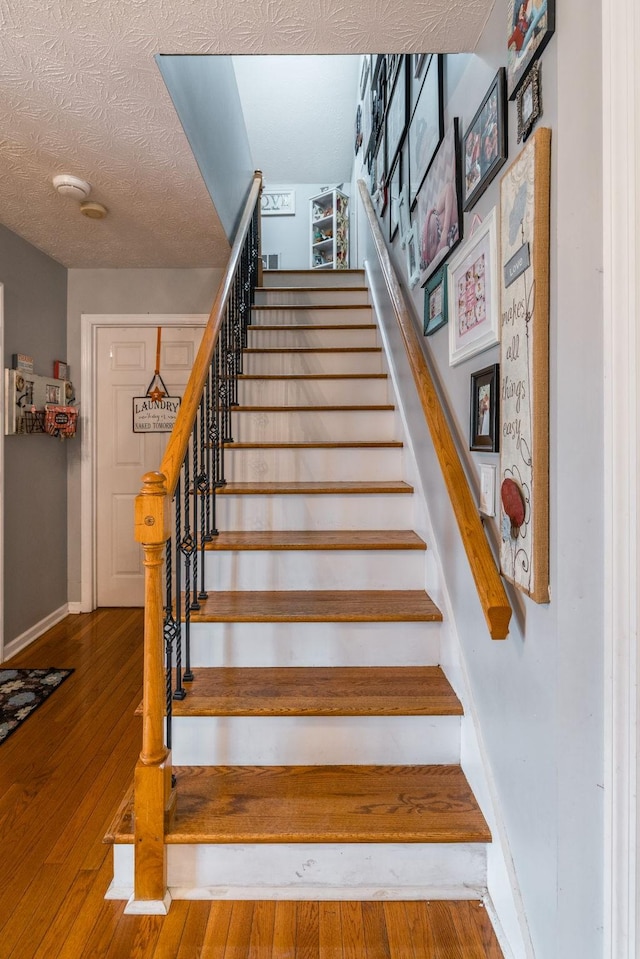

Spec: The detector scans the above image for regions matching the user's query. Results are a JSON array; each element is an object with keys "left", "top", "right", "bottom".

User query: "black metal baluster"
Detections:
[
  {"left": 197, "top": 394, "right": 209, "bottom": 601},
  {"left": 190, "top": 420, "right": 200, "bottom": 612},
  {"left": 163, "top": 535, "right": 178, "bottom": 749},
  {"left": 173, "top": 476, "right": 186, "bottom": 701},
  {"left": 181, "top": 459, "right": 194, "bottom": 683}
]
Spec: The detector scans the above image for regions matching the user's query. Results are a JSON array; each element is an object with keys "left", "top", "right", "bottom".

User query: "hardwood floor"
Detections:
[{"left": 0, "top": 609, "right": 503, "bottom": 957}]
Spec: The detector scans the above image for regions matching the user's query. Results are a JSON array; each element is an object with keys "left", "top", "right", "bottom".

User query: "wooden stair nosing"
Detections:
[
  {"left": 230, "top": 404, "right": 395, "bottom": 412},
  {"left": 204, "top": 530, "right": 425, "bottom": 551},
  {"left": 242, "top": 347, "right": 382, "bottom": 354},
  {"left": 253, "top": 303, "right": 371, "bottom": 311},
  {"left": 215, "top": 480, "right": 413, "bottom": 495},
  {"left": 187, "top": 590, "right": 442, "bottom": 623},
  {"left": 237, "top": 373, "right": 388, "bottom": 380},
  {"left": 107, "top": 765, "right": 491, "bottom": 845},
  {"left": 223, "top": 441, "right": 403, "bottom": 449},
  {"left": 257, "top": 286, "right": 369, "bottom": 293},
  {"left": 170, "top": 666, "right": 462, "bottom": 717},
  {"left": 249, "top": 323, "right": 377, "bottom": 331}
]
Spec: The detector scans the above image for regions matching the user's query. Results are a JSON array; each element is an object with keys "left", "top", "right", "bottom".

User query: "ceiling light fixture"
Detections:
[
  {"left": 52, "top": 174, "right": 91, "bottom": 200},
  {"left": 80, "top": 201, "right": 108, "bottom": 220}
]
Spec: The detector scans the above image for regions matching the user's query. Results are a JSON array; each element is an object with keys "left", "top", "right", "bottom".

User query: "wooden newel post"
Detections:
[{"left": 128, "top": 471, "right": 175, "bottom": 914}]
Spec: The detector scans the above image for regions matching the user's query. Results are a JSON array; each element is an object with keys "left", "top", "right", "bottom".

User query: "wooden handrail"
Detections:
[
  {"left": 358, "top": 180, "right": 511, "bottom": 640},
  {"left": 160, "top": 171, "right": 263, "bottom": 498}
]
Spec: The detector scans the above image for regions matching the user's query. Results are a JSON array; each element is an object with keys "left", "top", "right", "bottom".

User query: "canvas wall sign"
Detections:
[{"left": 499, "top": 127, "right": 551, "bottom": 602}]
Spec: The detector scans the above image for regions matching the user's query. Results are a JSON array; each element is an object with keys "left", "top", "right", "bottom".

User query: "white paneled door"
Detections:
[{"left": 96, "top": 325, "right": 203, "bottom": 606}]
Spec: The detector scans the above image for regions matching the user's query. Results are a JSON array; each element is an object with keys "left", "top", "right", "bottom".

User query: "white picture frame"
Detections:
[
  {"left": 261, "top": 190, "right": 296, "bottom": 216},
  {"left": 447, "top": 207, "right": 499, "bottom": 366}
]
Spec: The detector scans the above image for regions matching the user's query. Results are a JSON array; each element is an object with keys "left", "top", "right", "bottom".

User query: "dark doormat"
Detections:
[{"left": 0, "top": 668, "right": 74, "bottom": 744}]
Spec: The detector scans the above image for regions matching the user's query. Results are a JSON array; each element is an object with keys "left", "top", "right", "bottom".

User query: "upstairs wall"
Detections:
[{"left": 353, "top": 1, "right": 603, "bottom": 956}]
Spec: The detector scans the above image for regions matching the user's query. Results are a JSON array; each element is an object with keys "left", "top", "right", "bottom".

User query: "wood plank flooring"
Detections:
[{"left": 0, "top": 608, "right": 503, "bottom": 957}]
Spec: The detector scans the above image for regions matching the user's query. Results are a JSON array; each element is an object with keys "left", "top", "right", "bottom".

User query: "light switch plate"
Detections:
[{"left": 479, "top": 464, "right": 496, "bottom": 516}]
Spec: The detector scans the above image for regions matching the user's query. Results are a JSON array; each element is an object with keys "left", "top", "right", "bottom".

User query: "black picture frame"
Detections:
[
  {"left": 424, "top": 264, "right": 448, "bottom": 336},
  {"left": 389, "top": 152, "right": 402, "bottom": 242},
  {"left": 385, "top": 56, "right": 408, "bottom": 174},
  {"left": 374, "top": 129, "right": 387, "bottom": 216},
  {"left": 507, "top": 0, "right": 555, "bottom": 100},
  {"left": 462, "top": 69, "right": 508, "bottom": 212},
  {"left": 415, "top": 118, "right": 463, "bottom": 286},
  {"left": 408, "top": 54, "right": 444, "bottom": 209},
  {"left": 517, "top": 61, "right": 542, "bottom": 143},
  {"left": 470, "top": 364, "right": 499, "bottom": 452}
]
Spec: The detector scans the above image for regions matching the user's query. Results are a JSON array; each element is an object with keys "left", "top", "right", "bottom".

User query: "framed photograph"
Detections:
[
  {"left": 462, "top": 69, "right": 508, "bottom": 211},
  {"left": 53, "top": 360, "right": 68, "bottom": 380},
  {"left": 398, "top": 184, "right": 411, "bottom": 247},
  {"left": 370, "top": 55, "right": 387, "bottom": 159},
  {"left": 499, "top": 127, "right": 551, "bottom": 602},
  {"left": 405, "top": 224, "right": 420, "bottom": 288},
  {"left": 416, "top": 119, "right": 463, "bottom": 285},
  {"left": 414, "top": 54, "right": 428, "bottom": 79},
  {"left": 447, "top": 206, "right": 499, "bottom": 366},
  {"left": 385, "top": 56, "right": 408, "bottom": 173},
  {"left": 45, "top": 383, "right": 61, "bottom": 405},
  {"left": 389, "top": 153, "right": 402, "bottom": 242},
  {"left": 517, "top": 61, "right": 542, "bottom": 142},
  {"left": 408, "top": 54, "right": 444, "bottom": 207},
  {"left": 360, "top": 55, "right": 370, "bottom": 99},
  {"left": 507, "top": 0, "right": 555, "bottom": 99},
  {"left": 261, "top": 190, "right": 295, "bottom": 216},
  {"left": 374, "top": 130, "right": 387, "bottom": 215},
  {"left": 423, "top": 264, "right": 448, "bottom": 336},
  {"left": 386, "top": 53, "right": 402, "bottom": 90},
  {"left": 470, "top": 364, "right": 499, "bottom": 452}
]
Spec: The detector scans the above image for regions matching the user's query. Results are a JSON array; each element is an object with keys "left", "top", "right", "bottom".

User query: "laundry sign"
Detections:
[
  {"left": 132, "top": 326, "right": 182, "bottom": 432},
  {"left": 132, "top": 395, "right": 181, "bottom": 433}
]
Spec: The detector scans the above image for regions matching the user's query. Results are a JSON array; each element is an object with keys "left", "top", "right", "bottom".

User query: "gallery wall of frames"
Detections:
[{"left": 355, "top": 0, "right": 554, "bottom": 602}]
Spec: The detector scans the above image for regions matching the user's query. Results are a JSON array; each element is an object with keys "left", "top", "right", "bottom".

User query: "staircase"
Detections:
[{"left": 107, "top": 269, "right": 492, "bottom": 905}]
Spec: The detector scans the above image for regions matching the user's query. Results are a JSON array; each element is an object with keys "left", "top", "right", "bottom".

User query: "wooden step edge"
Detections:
[
  {"left": 256, "top": 286, "right": 369, "bottom": 293},
  {"left": 223, "top": 441, "right": 403, "bottom": 449},
  {"left": 237, "top": 373, "right": 388, "bottom": 380},
  {"left": 253, "top": 303, "right": 371, "bottom": 311},
  {"left": 204, "top": 530, "right": 426, "bottom": 551},
  {"left": 262, "top": 269, "right": 365, "bottom": 275},
  {"left": 187, "top": 590, "right": 442, "bottom": 624},
  {"left": 103, "top": 784, "right": 134, "bottom": 844},
  {"left": 170, "top": 666, "right": 462, "bottom": 718},
  {"left": 243, "top": 347, "right": 382, "bottom": 354},
  {"left": 230, "top": 404, "right": 395, "bottom": 412},
  {"left": 248, "top": 324, "right": 377, "bottom": 331},
  {"left": 215, "top": 481, "right": 413, "bottom": 495}
]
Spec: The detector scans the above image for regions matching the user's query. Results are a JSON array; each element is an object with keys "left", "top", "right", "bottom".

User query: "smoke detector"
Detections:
[{"left": 52, "top": 174, "right": 91, "bottom": 200}]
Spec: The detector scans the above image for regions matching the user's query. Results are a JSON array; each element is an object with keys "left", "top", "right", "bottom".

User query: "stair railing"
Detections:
[
  {"left": 357, "top": 180, "right": 512, "bottom": 641},
  {"left": 132, "top": 170, "right": 263, "bottom": 908}
]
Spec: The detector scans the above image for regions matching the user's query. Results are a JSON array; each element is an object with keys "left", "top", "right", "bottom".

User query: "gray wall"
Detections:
[
  {"left": 66, "top": 268, "right": 223, "bottom": 603},
  {"left": 0, "top": 225, "right": 68, "bottom": 645},
  {"left": 157, "top": 55, "right": 255, "bottom": 241},
  {"left": 356, "top": 1, "right": 603, "bottom": 956}
]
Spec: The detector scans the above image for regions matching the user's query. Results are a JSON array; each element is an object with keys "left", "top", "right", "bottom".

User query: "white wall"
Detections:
[
  {"left": 354, "top": 2, "right": 603, "bottom": 956},
  {"left": 261, "top": 183, "right": 351, "bottom": 270}
]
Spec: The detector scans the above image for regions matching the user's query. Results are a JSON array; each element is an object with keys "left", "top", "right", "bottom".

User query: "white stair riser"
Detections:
[
  {"left": 243, "top": 352, "right": 384, "bottom": 375},
  {"left": 247, "top": 328, "right": 378, "bottom": 349},
  {"left": 252, "top": 307, "right": 372, "bottom": 325},
  {"left": 255, "top": 289, "right": 369, "bottom": 306},
  {"left": 229, "top": 409, "right": 398, "bottom": 443},
  {"left": 216, "top": 492, "right": 414, "bottom": 530},
  {"left": 238, "top": 377, "right": 389, "bottom": 406},
  {"left": 170, "top": 716, "right": 460, "bottom": 766},
  {"left": 111, "top": 843, "right": 486, "bottom": 899},
  {"left": 225, "top": 446, "right": 402, "bottom": 482},
  {"left": 202, "top": 549, "right": 424, "bottom": 591},
  {"left": 186, "top": 621, "right": 440, "bottom": 668},
  {"left": 262, "top": 271, "right": 365, "bottom": 288}
]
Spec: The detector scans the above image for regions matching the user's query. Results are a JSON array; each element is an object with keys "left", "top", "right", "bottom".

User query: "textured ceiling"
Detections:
[{"left": 0, "top": 0, "right": 494, "bottom": 269}]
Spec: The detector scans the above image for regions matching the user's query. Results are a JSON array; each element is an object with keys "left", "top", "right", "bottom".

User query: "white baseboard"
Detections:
[
  {"left": 2, "top": 604, "right": 70, "bottom": 662},
  {"left": 67, "top": 602, "right": 85, "bottom": 614}
]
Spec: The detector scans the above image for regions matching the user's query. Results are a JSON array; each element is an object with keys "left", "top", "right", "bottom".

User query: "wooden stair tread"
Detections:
[
  {"left": 250, "top": 323, "right": 376, "bottom": 330},
  {"left": 231, "top": 404, "right": 395, "bottom": 411},
  {"left": 237, "top": 373, "right": 388, "bottom": 379},
  {"left": 257, "top": 286, "right": 369, "bottom": 293},
  {"left": 224, "top": 440, "right": 403, "bottom": 449},
  {"left": 217, "top": 480, "right": 413, "bottom": 495},
  {"left": 108, "top": 765, "right": 490, "bottom": 844},
  {"left": 172, "top": 666, "right": 462, "bottom": 716},
  {"left": 204, "top": 529, "right": 426, "bottom": 550},
  {"left": 188, "top": 590, "right": 442, "bottom": 623},
  {"left": 253, "top": 302, "right": 371, "bottom": 311},
  {"left": 243, "top": 346, "right": 382, "bottom": 353}
]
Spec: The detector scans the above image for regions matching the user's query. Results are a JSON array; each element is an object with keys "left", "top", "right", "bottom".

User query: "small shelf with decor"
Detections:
[{"left": 310, "top": 189, "right": 349, "bottom": 269}]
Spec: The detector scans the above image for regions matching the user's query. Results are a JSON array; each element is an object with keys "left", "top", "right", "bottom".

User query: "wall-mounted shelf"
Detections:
[{"left": 310, "top": 189, "right": 349, "bottom": 269}]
